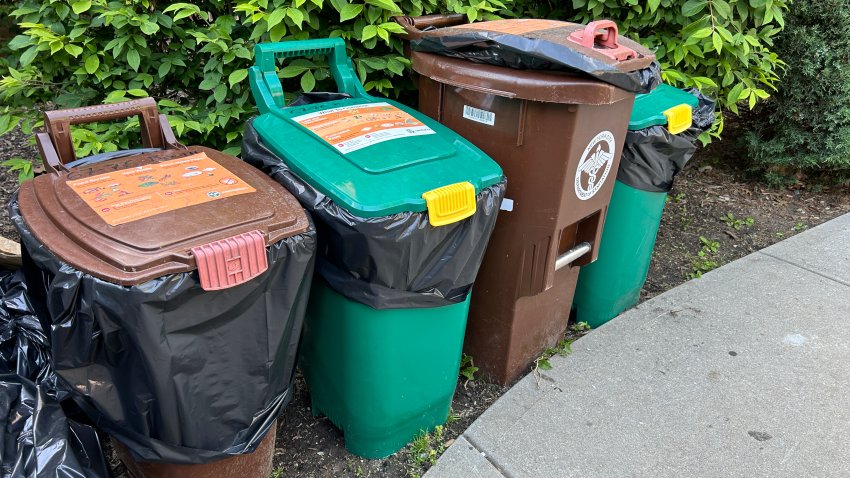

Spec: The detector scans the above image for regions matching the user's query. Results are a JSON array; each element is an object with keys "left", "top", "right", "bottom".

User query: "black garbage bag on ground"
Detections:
[
  {"left": 0, "top": 269, "right": 110, "bottom": 478},
  {"left": 242, "top": 120, "right": 506, "bottom": 310},
  {"left": 616, "top": 89, "right": 717, "bottom": 192},
  {"left": 410, "top": 21, "right": 661, "bottom": 93},
  {"left": 10, "top": 189, "right": 317, "bottom": 464}
]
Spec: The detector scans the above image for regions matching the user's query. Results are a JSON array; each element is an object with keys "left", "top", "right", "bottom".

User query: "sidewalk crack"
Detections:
[
  {"left": 757, "top": 250, "right": 850, "bottom": 288},
  {"left": 463, "top": 433, "right": 516, "bottom": 478}
]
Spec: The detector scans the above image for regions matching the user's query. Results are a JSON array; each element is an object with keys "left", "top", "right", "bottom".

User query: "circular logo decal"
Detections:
[{"left": 574, "top": 131, "right": 615, "bottom": 201}]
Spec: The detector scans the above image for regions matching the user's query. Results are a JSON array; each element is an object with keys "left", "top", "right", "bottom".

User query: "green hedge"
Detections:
[
  {"left": 0, "top": 0, "right": 786, "bottom": 165},
  {"left": 0, "top": 0, "right": 508, "bottom": 160},
  {"left": 744, "top": 0, "right": 850, "bottom": 177}
]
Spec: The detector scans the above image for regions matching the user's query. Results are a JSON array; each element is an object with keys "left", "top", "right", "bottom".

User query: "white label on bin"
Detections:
[
  {"left": 574, "top": 130, "right": 615, "bottom": 201},
  {"left": 463, "top": 105, "right": 496, "bottom": 126}
]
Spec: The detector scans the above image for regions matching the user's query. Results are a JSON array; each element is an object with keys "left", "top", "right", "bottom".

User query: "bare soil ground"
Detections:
[{"left": 2, "top": 129, "right": 848, "bottom": 478}]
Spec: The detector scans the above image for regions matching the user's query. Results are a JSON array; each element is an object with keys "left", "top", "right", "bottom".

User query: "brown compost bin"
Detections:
[
  {"left": 113, "top": 421, "right": 277, "bottom": 478},
  {"left": 15, "top": 98, "right": 314, "bottom": 476},
  {"left": 396, "top": 16, "right": 656, "bottom": 384}
]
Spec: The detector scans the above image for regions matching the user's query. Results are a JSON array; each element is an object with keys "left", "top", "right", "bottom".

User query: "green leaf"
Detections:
[
  {"left": 340, "top": 3, "right": 364, "bottom": 22},
  {"left": 69, "top": 27, "right": 87, "bottom": 39},
  {"left": 7, "top": 35, "right": 32, "bottom": 51},
  {"left": 214, "top": 84, "right": 227, "bottom": 102},
  {"left": 126, "top": 49, "right": 141, "bottom": 71},
  {"left": 199, "top": 77, "right": 219, "bottom": 90},
  {"left": 70, "top": 0, "right": 92, "bottom": 14},
  {"left": 727, "top": 82, "right": 744, "bottom": 104},
  {"left": 681, "top": 0, "right": 707, "bottom": 17},
  {"left": 269, "top": 23, "right": 287, "bottom": 42},
  {"left": 362, "top": 25, "right": 378, "bottom": 41},
  {"left": 280, "top": 65, "right": 311, "bottom": 78},
  {"left": 711, "top": 32, "right": 723, "bottom": 55},
  {"left": 105, "top": 90, "right": 127, "bottom": 103},
  {"left": 228, "top": 69, "right": 248, "bottom": 86},
  {"left": 287, "top": 8, "right": 305, "bottom": 28},
  {"left": 19, "top": 46, "right": 38, "bottom": 67},
  {"left": 140, "top": 22, "right": 160, "bottom": 35},
  {"left": 692, "top": 27, "right": 713, "bottom": 39},
  {"left": 648, "top": 0, "right": 661, "bottom": 12},
  {"left": 84, "top": 55, "right": 100, "bottom": 74},
  {"left": 267, "top": 8, "right": 286, "bottom": 28},
  {"left": 300, "top": 70, "right": 316, "bottom": 91},
  {"left": 64, "top": 44, "right": 84, "bottom": 57},
  {"left": 713, "top": 0, "right": 731, "bottom": 19},
  {"left": 127, "top": 89, "right": 147, "bottom": 97},
  {"left": 365, "top": 0, "right": 401, "bottom": 13},
  {"left": 537, "top": 359, "right": 552, "bottom": 371},
  {"left": 158, "top": 61, "right": 172, "bottom": 77},
  {"left": 379, "top": 22, "right": 406, "bottom": 34}
]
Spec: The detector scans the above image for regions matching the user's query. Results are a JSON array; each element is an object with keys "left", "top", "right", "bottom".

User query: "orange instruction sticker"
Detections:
[
  {"left": 456, "top": 19, "right": 565, "bottom": 35},
  {"left": 67, "top": 152, "right": 256, "bottom": 226},
  {"left": 292, "top": 102, "right": 435, "bottom": 154}
]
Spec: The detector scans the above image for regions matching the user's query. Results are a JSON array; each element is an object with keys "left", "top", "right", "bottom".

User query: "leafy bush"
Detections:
[
  {"left": 512, "top": 0, "right": 789, "bottom": 140},
  {"left": 0, "top": 0, "right": 508, "bottom": 158},
  {"left": 744, "top": 0, "right": 850, "bottom": 175}
]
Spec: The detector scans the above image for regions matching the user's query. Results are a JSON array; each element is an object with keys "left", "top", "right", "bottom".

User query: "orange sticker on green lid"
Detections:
[
  {"left": 456, "top": 19, "right": 565, "bottom": 35},
  {"left": 292, "top": 102, "right": 435, "bottom": 154},
  {"left": 67, "top": 152, "right": 256, "bottom": 226}
]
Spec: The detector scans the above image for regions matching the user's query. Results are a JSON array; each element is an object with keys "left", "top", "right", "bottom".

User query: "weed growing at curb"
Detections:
[
  {"left": 406, "top": 425, "right": 449, "bottom": 478},
  {"left": 533, "top": 322, "right": 591, "bottom": 382},
  {"left": 459, "top": 354, "right": 478, "bottom": 382}
]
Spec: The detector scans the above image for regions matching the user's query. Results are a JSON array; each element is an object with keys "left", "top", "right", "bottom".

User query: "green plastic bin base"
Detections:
[
  {"left": 572, "top": 180, "right": 667, "bottom": 328},
  {"left": 298, "top": 280, "right": 469, "bottom": 459}
]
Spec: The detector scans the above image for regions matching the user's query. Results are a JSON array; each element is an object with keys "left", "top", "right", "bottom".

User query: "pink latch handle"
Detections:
[
  {"left": 577, "top": 20, "right": 619, "bottom": 49},
  {"left": 568, "top": 20, "right": 638, "bottom": 61},
  {"left": 192, "top": 230, "right": 269, "bottom": 291}
]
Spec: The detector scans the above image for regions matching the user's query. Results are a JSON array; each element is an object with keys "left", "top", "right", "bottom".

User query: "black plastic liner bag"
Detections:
[
  {"left": 0, "top": 269, "right": 110, "bottom": 478},
  {"left": 242, "top": 119, "right": 506, "bottom": 310},
  {"left": 410, "top": 22, "right": 661, "bottom": 93},
  {"left": 9, "top": 194, "right": 317, "bottom": 465},
  {"left": 617, "top": 89, "right": 717, "bottom": 192}
]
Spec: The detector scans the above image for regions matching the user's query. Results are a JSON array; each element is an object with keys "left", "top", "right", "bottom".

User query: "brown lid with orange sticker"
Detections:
[{"left": 18, "top": 146, "right": 310, "bottom": 285}]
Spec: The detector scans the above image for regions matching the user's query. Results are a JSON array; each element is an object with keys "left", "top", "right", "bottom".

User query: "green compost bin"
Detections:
[
  {"left": 244, "top": 38, "right": 505, "bottom": 459},
  {"left": 572, "top": 85, "right": 713, "bottom": 328}
]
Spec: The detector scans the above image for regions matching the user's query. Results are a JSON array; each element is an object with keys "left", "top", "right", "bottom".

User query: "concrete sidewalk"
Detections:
[{"left": 426, "top": 213, "right": 850, "bottom": 478}]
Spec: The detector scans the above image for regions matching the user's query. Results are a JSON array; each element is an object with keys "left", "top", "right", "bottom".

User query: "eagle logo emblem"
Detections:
[{"left": 575, "top": 131, "right": 615, "bottom": 200}]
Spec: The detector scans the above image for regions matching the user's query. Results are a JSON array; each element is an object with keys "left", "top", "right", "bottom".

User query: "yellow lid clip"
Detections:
[{"left": 422, "top": 182, "right": 477, "bottom": 227}]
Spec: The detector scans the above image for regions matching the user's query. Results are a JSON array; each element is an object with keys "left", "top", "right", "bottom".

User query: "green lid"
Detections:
[
  {"left": 249, "top": 39, "right": 503, "bottom": 219},
  {"left": 629, "top": 84, "right": 699, "bottom": 132}
]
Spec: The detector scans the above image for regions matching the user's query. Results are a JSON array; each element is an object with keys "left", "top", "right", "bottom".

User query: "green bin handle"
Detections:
[{"left": 249, "top": 38, "right": 368, "bottom": 114}]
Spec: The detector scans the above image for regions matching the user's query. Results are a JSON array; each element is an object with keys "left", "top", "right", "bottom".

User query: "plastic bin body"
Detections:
[
  {"left": 246, "top": 39, "right": 505, "bottom": 458},
  {"left": 573, "top": 84, "right": 704, "bottom": 328},
  {"left": 299, "top": 281, "right": 469, "bottom": 458},
  {"left": 573, "top": 181, "right": 666, "bottom": 327},
  {"left": 114, "top": 421, "right": 277, "bottom": 478},
  {"left": 414, "top": 52, "right": 638, "bottom": 384}
]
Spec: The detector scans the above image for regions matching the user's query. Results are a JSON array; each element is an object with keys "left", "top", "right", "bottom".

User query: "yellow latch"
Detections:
[
  {"left": 422, "top": 182, "right": 477, "bottom": 227},
  {"left": 663, "top": 104, "right": 693, "bottom": 135}
]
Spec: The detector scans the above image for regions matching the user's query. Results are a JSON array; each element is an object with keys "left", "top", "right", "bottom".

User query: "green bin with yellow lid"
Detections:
[
  {"left": 241, "top": 38, "right": 506, "bottom": 458},
  {"left": 572, "top": 85, "right": 715, "bottom": 328}
]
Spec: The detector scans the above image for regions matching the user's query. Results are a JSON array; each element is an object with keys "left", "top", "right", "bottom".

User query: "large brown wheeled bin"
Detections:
[{"left": 396, "top": 16, "right": 658, "bottom": 384}]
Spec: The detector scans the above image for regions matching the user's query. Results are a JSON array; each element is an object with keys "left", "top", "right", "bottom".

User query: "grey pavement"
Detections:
[{"left": 427, "top": 212, "right": 850, "bottom": 478}]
